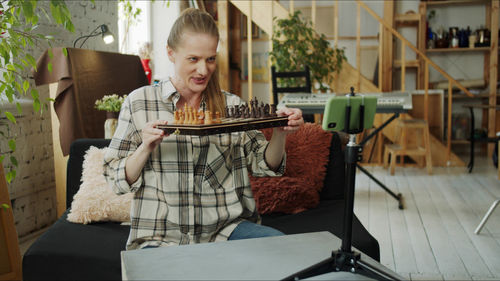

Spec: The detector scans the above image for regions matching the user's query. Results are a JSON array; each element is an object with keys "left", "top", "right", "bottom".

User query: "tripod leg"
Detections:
[{"left": 356, "top": 164, "right": 404, "bottom": 209}]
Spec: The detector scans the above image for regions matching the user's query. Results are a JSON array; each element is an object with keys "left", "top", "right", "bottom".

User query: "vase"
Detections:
[
  {"left": 104, "top": 112, "right": 119, "bottom": 139},
  {"left": 141, "top": 59, "right": 152, "bottom": 84}
]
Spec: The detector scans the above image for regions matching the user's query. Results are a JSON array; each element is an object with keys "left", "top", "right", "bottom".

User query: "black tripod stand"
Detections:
[{"left": 282, "top": 91, "right": 403, "bottom": 281}]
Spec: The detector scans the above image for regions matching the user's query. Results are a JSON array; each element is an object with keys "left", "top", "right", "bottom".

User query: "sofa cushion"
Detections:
[
  {"left": 67, "top": 146, "right": 133, "bottom": 224},
  {"left": 250, "top": 123, "right": 332, "bottom": 214},
  {"left": 67, "top": 139, "right": 112, "bottom": 206},
  {"left": 23, "top": 210, "right": 129, "bottom": 280}
]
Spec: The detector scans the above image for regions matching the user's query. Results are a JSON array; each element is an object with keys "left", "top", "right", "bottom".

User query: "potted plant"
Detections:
[
  {"left": 269, "top": 11, "right": 346, "bottom": 92},
  {"left": 95, "top": 94, "right": 127, "bottom": 138}
]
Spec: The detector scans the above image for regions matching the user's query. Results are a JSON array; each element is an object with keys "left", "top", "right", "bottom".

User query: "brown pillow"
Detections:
[
  {"left": 250, "top": 123, "right": 332, "bottom": 214},
  {"left": 67, "top": 146, "right": 133, "bottom": 224}
]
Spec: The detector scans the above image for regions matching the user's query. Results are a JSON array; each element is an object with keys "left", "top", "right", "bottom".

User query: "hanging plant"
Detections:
[
  {"left": 269, "top": 10, "right": 346, "bottom": 92},
  {"left": 0, "top": 0, "right": 75, "bottom": 182}
]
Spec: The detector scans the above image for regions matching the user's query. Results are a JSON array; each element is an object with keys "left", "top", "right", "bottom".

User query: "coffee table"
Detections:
[{"left": 121, "top": 231, "right": 403, "bottom": 280}]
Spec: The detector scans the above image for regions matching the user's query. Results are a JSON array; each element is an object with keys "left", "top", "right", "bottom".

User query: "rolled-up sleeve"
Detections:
[
  {"left": 103, "top": 97, "right": 144, "bottom": 194},
  {"left": 243, "top": 130, "right": 286, "bottom": 177}
]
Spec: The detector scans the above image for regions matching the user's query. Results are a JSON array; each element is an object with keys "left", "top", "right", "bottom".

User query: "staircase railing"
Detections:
[{"left": 228, "top": 0, "right": 490, "bottom": 163}]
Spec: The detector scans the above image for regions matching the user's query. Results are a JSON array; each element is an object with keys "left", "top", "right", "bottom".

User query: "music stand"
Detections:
[{"left": 282, "top": 88, "right": 402, "bottom": 281}]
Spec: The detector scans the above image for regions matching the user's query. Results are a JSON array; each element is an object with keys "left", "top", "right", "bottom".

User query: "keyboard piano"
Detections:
[{"left": 278, "top": 92, "right": 412, "bottom": 114}]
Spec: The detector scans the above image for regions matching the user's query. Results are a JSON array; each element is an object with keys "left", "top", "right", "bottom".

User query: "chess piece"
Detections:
[
  {"left": 205, "top": 110, "right": 213, "bottom": 124},
  {"left": 251, "top": 105, "right": 257, "bottom": 118},
  {"left": 243, "top": 106, "right": 250, "bottom": 118},
  {"left": 271, "top": 104, "right": 277, "bottom": 116},
  {"left": 264, "top": 104, "right": 270, "bottom": 117},
  {"left": 174, "top": 111, "right": 179, "bottom": 124},
  {"left": 197, "top": 110, "right": 204, "bottom": 124},
  {"left": 234, "top": 106, "right": 241, "bottom": 118},
  {"left": 186, "top": 107, "right": 192, "bottom": 124},
  {"left": 215, "top": 111, "right": 221, "bottom": 123},
  {"left": 190, "top": 110, "right": 196, "bottom": 124},
  {"left": 179, "top": 110, "right": 184, "bottom": 124}
]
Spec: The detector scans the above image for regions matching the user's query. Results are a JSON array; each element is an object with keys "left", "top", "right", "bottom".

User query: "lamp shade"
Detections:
[{"left": 100, "top": 25, "right": 114, "bottom": 44}]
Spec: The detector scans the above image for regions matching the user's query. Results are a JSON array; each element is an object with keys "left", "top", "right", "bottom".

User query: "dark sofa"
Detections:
[{"left": 23, "top": 133, "right": 379, "bottom": 280}]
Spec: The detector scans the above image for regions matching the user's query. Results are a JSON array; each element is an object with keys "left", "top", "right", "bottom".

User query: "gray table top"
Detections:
[{"left": 121, "top": 231, "right": 401, "bottom": 280}]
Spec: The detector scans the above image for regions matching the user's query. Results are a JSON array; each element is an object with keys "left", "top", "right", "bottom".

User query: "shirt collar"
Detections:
[{"left": 161, "top": 79, "right": 207, "bottom": 111}]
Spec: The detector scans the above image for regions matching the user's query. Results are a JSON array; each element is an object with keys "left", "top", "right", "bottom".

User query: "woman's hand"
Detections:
[
  {"left": 142, "top": 120, "right": 169, "bottom": 153},
  {"left": 265, "top": 107, "right": 303, "bottom": 170},
  {"left": 125, "top": 120, "right": 168, "bottom": 185},
  {"left": 275, "top": 107, "right": 304, "bottom": 134}
]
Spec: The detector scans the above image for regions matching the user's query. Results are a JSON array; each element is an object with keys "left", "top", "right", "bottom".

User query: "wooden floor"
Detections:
[{"left": 355, "top": 156, "right": 500, "bottom": 280}]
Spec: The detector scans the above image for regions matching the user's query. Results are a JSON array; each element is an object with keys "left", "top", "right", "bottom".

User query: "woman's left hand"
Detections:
[{"left": 275, "top": 107, "right": 304, "bottom": 134}]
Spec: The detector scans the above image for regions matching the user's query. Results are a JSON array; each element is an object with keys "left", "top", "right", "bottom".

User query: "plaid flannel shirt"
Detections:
[{"left": 103, "top": 80, "right": 286, "bottom": 250}]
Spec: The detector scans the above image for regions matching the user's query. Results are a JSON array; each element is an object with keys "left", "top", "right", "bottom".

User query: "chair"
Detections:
[
  {"left": 271, "top": 65, "right": 311, "bottom": 105},
  {"left": 383, "top": 119, "right": 433, "bottom": 175}
]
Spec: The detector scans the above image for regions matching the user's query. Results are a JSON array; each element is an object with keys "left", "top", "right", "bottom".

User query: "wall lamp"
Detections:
[{"left": 73, "top": 24, "right": 115, "bottom": 48}]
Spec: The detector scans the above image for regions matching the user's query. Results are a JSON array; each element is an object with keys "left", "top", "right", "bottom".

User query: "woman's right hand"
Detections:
[{"left": 142, "top": 120, "right": 169, "bottom": 153}]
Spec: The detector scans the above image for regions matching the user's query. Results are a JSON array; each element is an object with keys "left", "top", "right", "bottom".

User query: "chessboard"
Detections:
[
  {"left": 157, "top": 116, "right": 289, "bottom": 136},
  {"left": 157, "top": 97, "right": 289, "bottom": 136}
]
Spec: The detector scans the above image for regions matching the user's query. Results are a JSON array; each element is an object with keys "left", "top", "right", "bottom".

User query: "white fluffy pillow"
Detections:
[{"left": 67, "top": 146, "right": 133, "bottom": 224}]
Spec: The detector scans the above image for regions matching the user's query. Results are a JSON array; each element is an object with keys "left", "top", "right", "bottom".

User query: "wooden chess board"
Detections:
[{"left": 157, "top": 116, "right": 289, "bottom": 136}]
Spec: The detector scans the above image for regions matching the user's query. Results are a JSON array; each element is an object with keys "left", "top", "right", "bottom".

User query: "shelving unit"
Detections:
[
  {"left": 419, "top": 0, "right": 499, "bottom": 150},
  {"left": 426, "top": 47, "right": 490, "bottom": 53}
]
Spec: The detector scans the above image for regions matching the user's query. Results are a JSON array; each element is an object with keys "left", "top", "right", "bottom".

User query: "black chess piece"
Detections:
[
  {"left": 264, "top": 104, "right": 270, "bottom": 117},
  {"left": 270, "top": 104, "right": 277, "bottom": 116},
  {"left": 244, "top": 107, "right": 250, "bottom": 118}
]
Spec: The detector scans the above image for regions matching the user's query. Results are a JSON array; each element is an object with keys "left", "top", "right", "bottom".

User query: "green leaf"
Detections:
[
  {"left": 31, "top": 89, "right": 39, "bottom": 99},
  {"left": 10, "top": 156, "right": 18, "bottom": 167},
  {"left": 62, "top": 47, "right": 68, "bottom": 57},
  {"left": 48, "top": 49, "right": 54, "bottom": 59},
  {"left": 6, "top": 170, "right": 16, "bottom": 183},
  {"left": 33, "top": 99, "right": 40, "bottom": 112},
  {"left": 1, "top": 204, "right": 10, "bottom": 210},
  {"left": 23, "top": 80, "right": 30, "bottom": 93},
  {"left": 16, "top": 102, "right": 22, "bottom": 115},
  {"left": 4, "top": 111, "right": 16, "bottom": 124},
  {"left": 26, "top": 53, "right": 37, "bottom": 68},
  {"left": 8, "top": 139, "right": 16, "bottom": 152},
  {"left": 0, "top": 155, "right": 4, "bottom": 163},
  {"left": 47, "top": 62, "right": 53, "bottom": 73},
  {"left": 21, "top": 1, "right": 35, "bottom": 23}
]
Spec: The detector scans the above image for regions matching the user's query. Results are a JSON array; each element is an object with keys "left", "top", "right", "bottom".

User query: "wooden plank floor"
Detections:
[{"left": 355, "top": 156, "right": 500, "bottom": 280}]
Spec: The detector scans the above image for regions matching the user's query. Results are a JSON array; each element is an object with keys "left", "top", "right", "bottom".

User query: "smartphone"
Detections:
[{"left": 322, "top": 95, "right": 378, "bottom": 132}]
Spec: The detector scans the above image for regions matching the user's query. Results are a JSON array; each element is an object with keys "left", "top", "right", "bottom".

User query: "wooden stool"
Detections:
[{"left": 383, "top": 119, "right": 432, "bottom": 175}]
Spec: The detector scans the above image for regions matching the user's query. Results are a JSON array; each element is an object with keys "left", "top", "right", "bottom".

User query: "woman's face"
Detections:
[{"left": 168, "top": 32, "right": 218, "bottom": 96}]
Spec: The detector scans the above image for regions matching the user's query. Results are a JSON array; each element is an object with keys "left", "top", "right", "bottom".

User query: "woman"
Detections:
[{"left": 104, "top": 8, "right": 304, "bottom": 250}]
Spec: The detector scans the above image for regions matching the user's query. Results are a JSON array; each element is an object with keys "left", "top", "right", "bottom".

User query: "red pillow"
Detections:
[{"left": 250, "top": 123, "right": 332, "bottom": 214}]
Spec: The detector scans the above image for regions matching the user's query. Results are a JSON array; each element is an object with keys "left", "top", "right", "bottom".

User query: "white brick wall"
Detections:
[{"left": 1, "top": 0, "right": 118, "bottom": 238}]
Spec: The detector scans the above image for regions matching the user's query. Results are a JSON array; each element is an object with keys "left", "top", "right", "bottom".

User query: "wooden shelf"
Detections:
[
  {"left": 426, "top": 47, "right": 490, "bottom": 53},
  {"left": 424, "top": 0, "right": 489, "bottom": 7}
]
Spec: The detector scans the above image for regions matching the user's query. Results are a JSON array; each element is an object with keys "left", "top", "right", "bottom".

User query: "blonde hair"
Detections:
[{"left": 168, "top": 8, "right": 226, "bottom": 115}]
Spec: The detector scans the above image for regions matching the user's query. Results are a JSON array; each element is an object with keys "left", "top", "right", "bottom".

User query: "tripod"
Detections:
[{"left": 282, "top": 91, "right": 403, "bottom": 281}]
